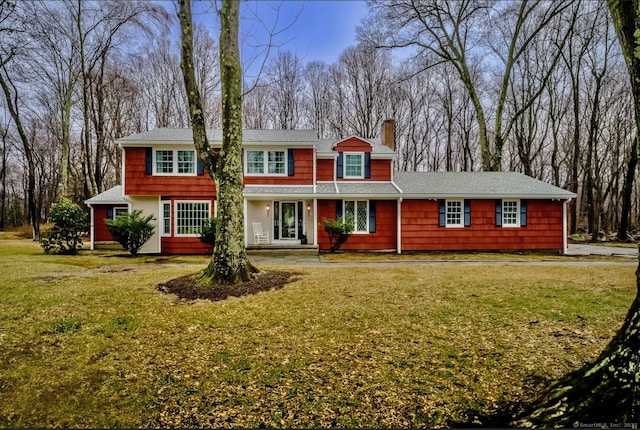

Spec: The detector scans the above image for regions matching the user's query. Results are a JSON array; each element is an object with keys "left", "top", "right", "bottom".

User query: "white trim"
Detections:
[
  {"left": 153, "top": 148, "right": 197, "bottom": 176},
  {"left": 244, "top": 148, "right": 288, "bottom": 176},
  {"left": 397, "top": 198, "right": 402, "bottom": 254},
  {"left": 313, "top": 198, "right": 318, "bottom": 246},
  {"left": 445, "top": 199, "right": 464, "bottom": 228},
  {"left": 343, "top": 152, "right": 365, "bottom": 179},
  {"left": 501, "top": 199, "right": 520, "bottom": 228},
  {"left": 89, "top": 205, "right": 95, "bottom": 250},
  {"left": 160, "top": 200, "right": 171, "bottom": 237},
  {"left": 563, "top": 198, "right": 570, "bottom": 253},
  {"left": 174, "top": 200, "right": 212, "bottom": 237},
  {"left": 343, "top": 199, "right": 369, "bottom": 234}
]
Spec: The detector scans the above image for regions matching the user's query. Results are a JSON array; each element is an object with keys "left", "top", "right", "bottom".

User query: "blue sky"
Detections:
[{"left": 186, "top": 1, "right": 370, "bottom": 69}]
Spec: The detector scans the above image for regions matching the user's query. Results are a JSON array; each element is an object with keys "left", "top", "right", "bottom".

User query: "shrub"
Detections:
[
  {"left": 40, "top": 198, "right": 88, "bottom": 255},
  {"left": 322, "top": 216, "right": 354, "bottom": 252},
  {"left": 105, "top": 210, "right": 155, "bottom": 256},
  {"left": 199, "top": 217, "right": 217, "bottom": 245}
]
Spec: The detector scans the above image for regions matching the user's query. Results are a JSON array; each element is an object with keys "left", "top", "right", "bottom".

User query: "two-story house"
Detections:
[{"left": 85, "top": 121, "right": 575, "bottom": 254}]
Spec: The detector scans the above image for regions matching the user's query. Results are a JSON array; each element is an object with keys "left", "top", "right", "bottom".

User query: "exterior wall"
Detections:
[
  {"left": 93, "top": 205, "right": 115, "bottom": 241},
  {"left": 316, "top": 199, "right": 397, "bottom": 251},
  {"left": 247, "top": 199, "right": 315, "bottom": 245},
  {"left": 369, "top": 159, "right": 391, "bottom": 181},
  {"left": 124, "top": 147, "right": 216, "bottom": 197},
  {"left": 129, "top": 196, "right": 161, "bottom": 254},
  {"left": 401, "top": 199, "right": 565, "bottom": 251},
  {"left": 244, "top": 148, "right": 314, "bottom": 185},
  {"left": 159, "top": 197, "right": 215, "bottom": 255},
  {"left": 334, "top": 137, "right": 372, "bottom": 152},
  {"left": 316, "top": 159, "right": 334, "bottom": 181}
]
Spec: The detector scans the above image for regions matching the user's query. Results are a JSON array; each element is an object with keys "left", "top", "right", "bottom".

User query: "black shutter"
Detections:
[
  {"left": 464, "top": 199, "right": 471, "bottom": 227},
  {"left": 288, "top": 149, "right": 295, "bottom": 176},
  {"left": 145, "top": 147, "right": 152, "bottom": 175},
  {"left": 337, "top": 152, "right": 344, "bottom": 178},
  {"left": 297, "top": 201, "right": 303, "bottom": 238},
  {"left": 107, "top": 207, "right": 113, "bottom": 219},
  {"left": 438, "top": 200, "right": 446, "bottom": 227},
  {"left": 495, "top": 200, "right": 503, "bottom": 227},
  {"left": 364, "top": 152, "right": 371, "bottom": 178},
  {"left": 274, "top": 201, "right": 279, "bottom": 240},
  {"left": 336, "top": 200, "right": 343, "bottom": 218},
  {"left": 197, "top": 159, "right": 204, "bottom": 175},
  {"left": 369, "top": 200, "right": 376, "bottom": 233},
  {"left": 520, "top": 200, "right": 527, "bottom": 227}
]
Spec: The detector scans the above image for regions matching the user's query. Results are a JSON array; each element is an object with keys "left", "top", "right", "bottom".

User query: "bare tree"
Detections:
[{"left": 178, "top": 0, "right": 257, "bottom": 284}]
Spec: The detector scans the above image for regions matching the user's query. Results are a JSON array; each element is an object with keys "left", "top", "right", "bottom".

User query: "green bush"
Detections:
[
  {"left": 199, "top": 217, "right": 217, "bottom": 245},
  {"left": 105, "top": 210, "right": 155, "bottom": 256},
  {"left": 322, "top": 216, "right": 354, "bottom": 252},
  {"left": 40, "top": 198, "right": 88, "bottom": 255}
]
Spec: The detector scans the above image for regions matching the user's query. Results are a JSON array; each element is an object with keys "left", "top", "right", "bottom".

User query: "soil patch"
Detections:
[{"left": 157, "top": 270, "right": 297, "bottom": 301}]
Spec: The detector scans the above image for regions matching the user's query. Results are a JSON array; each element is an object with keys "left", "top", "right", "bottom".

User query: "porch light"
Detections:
[
  {"left": 266, "top": 204, "right": 270, "bottom": 216},
  {"left": 307, "top": 204, "right": 311, "bottom": 215}
]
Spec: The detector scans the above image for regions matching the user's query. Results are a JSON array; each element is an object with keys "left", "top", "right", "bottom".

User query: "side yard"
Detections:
[{"left": 0, "top": 233, "right": 636, "bottom": 427}]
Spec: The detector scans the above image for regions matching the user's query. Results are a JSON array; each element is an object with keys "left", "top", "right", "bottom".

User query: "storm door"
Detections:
[{"left": 280, "top": 202, "right": 297, "bottom": 239}]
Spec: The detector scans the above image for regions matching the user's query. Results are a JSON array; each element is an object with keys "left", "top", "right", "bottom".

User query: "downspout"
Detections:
[
  {"left": 563, "top": 198, "right": 571, "bottom": 254},
  {"left": 244, "top": 197, "right": 248, "bottom": 248},
  {"left": 397, "top": 197, "right": 403, "bottom": 254},
  {"left": 89, "top": 204, "right": 95, "bottom": 250}
]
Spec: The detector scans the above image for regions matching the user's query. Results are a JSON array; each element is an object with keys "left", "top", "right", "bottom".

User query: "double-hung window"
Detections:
[
  {"left": 344, "top": 152, "right": 363, "bottom": 178},
  {"left": 446, "top": 200, "right": 463, "bottom": 227},
  {"left": 245, "top": 150, "right": 286, "bottom": 175},
  {"left": 112, "top": 207, "right": 128, "bottom": 219},
  {"left": 438, "top": 199, "right": 471, "bottom": 227},
  {"left": 175, "top": 201, "right": 210, "bottom": 236},
  {"left": 496, "top": 199, "right": 527, "bottom": 227},
  {"left": 155, "top": 149, "right": 196, "bottom": 175},
  {"left": 344, "top": 200, "right": 369, "bottom": 233}
]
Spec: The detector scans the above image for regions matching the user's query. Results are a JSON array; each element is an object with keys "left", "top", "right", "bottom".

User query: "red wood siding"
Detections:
[
  {"left": 161, "top": 237, "right": 212, "bottom": 255},
  {"left": 124, "top": 147, "right": 217, "bottom": 196},
  {"left": 244, "top": 148, "right": 314, "bottom": 185},
  {"left": 93, "top": 205, "right": 115, "bottom": 241},
  {"left": 316, "top": 199, "right": 397, "bottom": 251},
  {"left": 334, "top": 137, "right": 372, "bottom": 152},
  {"left": 317, "top": 159, "right": 334, "bottom": 181},
  {"left": 401, "top": 199, "right": 565, "bottom": 251}
]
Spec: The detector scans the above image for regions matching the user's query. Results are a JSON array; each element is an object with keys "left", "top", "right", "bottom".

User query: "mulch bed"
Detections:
[{"left": 157, "top": 270, "right": 297, "bottom": 301}]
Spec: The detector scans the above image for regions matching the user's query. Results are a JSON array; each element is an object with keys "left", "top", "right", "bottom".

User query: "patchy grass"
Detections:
[
  {"left": 320, "top": 250, "right": 629, "bottom": 262},
  {"left": 0, "top": 233, "right": 636, "bottom": 428}
]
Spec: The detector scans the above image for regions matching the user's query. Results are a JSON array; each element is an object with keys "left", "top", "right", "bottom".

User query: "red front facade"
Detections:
[{"left": 86, "top": 128, "right": 573, "bottom": 254}]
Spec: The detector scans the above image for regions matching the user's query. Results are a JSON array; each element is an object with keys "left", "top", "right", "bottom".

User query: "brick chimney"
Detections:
[{"left": 381, "top": 119, "right": 395, "bottom": 150}]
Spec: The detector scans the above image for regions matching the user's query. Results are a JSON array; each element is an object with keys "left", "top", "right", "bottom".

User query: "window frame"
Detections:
[
  {"left": 343, "top": 199, "right": 369, "bottom": 234},
  {"left": 501, "top": 199, "right": 520, "bottom": 227},
  {"left": 445, "top": 199, "right": 464, "bottom": 228},
  {"left": 343, "top": 152, "right": 364, "bottom": 179},
  {"left": 154, "top": 149, "right": 197, "bottom": 176},
  {"left": 174, "top": 200, "right": 212, "bottom": 237},
  {"left": 244, "top": 149, "right": 287, "bottom": 176},
  {"left": 112, "top": 206, "right": 128, "bottom": 219},
  {"left": 161, "top": 201, "right": 171, "bottom": 236}
]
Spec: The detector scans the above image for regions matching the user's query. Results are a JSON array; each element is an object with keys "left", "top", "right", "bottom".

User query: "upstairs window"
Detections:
[
  {"left": 154, "top": 149, "right": 196, "bottom": 175},
  {"left": 245, "top": 150, "right": 286, "bottom": 175},
  {"left": 344, "top": 152, "right": 363, "bottom": 178}
]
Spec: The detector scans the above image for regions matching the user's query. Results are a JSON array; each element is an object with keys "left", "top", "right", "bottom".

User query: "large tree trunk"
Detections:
[
  {"left": 177, "top": 0, "right": 256, "bottom": 284},
  {"left": 618, "top": 138, "right": 638, "bottom": 241},
  {"left": 515, "top": 0, "right": 640, "bottom": 424},
  {"left": 514, "top": 247, "right": 640, "bottom": 425}
]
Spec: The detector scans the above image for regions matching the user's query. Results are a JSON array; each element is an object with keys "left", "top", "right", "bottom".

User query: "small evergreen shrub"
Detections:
[
  {"left": 40, "top": 198, "right": 88, "bottom": 255},
  {"left": 105, "top": 210, "right": 155, "bottom": 256},
  {"left": 199, "top": 217, "right": 217, "bottom": 245},
  {"left": 322, "top": 216, "right": 354, "bottom": 252}
]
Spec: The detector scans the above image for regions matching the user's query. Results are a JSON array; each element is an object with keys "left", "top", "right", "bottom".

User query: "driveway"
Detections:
[{"left": 566, "top": 243, "right": 637, "bottom": 258}]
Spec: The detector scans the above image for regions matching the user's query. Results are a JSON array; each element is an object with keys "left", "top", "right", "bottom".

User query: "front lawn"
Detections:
[{"left": 0, "top": 233, "right": 635, "bottom": 427}]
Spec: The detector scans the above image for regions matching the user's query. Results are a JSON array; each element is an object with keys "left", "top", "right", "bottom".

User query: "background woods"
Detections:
[{"left": 0, "top": 0, "right": 637, "bottom": 241}]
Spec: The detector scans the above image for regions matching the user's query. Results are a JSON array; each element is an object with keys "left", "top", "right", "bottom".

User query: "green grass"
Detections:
[{"left": 0, "top": 232, "right": 636, "bottom": 427}]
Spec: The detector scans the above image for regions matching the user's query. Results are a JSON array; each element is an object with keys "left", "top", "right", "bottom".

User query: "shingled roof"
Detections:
[
  {"left": 393, "top": 171, "right": 575, "bottom": 199},
  {"left": 117, "top": 128, "right": 318, "bottom": 145}
]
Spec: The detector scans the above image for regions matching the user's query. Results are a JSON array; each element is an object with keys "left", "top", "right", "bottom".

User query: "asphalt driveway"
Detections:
[{"left": 565, "top": 243, "right": 636, "bottom": 258}]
